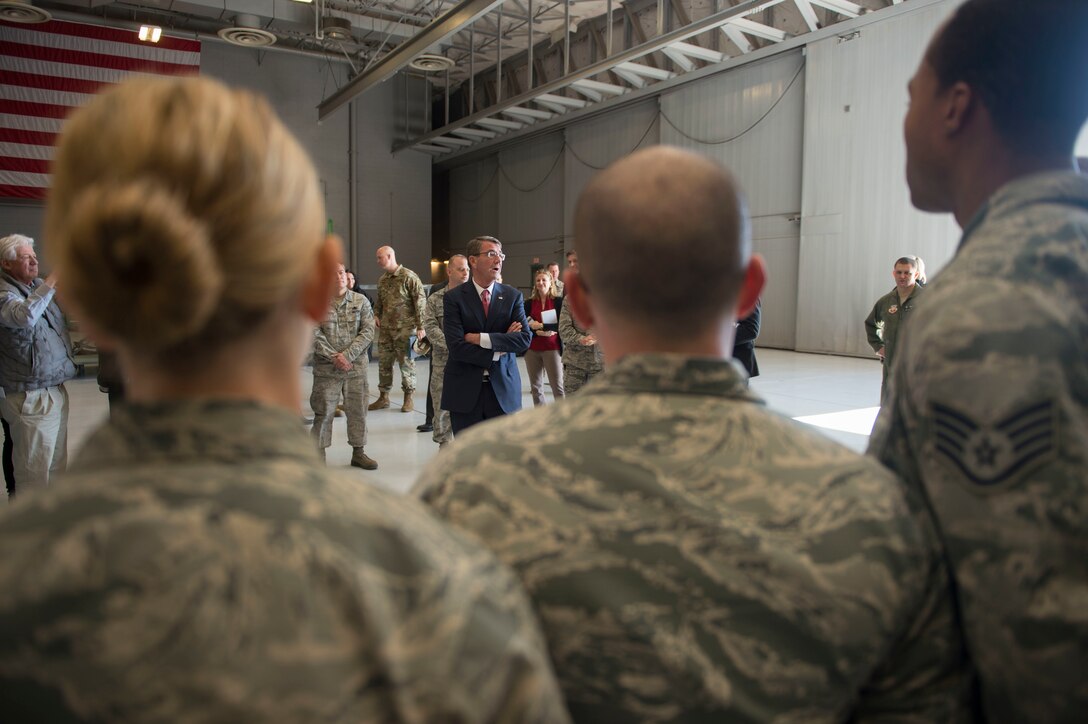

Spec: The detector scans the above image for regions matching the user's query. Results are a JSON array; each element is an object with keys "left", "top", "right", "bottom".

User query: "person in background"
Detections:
[
  {"left": 422, "top": 254, "right": 469, "bottom": 449},
  {"left": 417, "top": 274, "right": 449, "bottom": 434},
  {"left": 547, "top": 261, "right": 564, "bottom": 296},
  {"left": 870, "top": 0, "right": 1088, "bottom": 719},
  {"left": 96, "top": 350, "right": 126, "bottom": 415},
  {"left": 0, "top": 233, "right": 77, "bottom": 495},
  {"left": 558, "top": 251, "right": 602, "bottom": 394},
  {"left": 416, "top": 146, "right": 969, "bottom": 722},
  {"left": 1, "top": 405, "right": 12, "bottom": 497},
  {"left": 864, "top": 256, "right": 923, "bottom": 403},
  {"left": 523, "top": 268, "right": 564, "bottom": 406},
  {"left": 731, "top": 298, "right": 761, "bottom": 383},
  {"left": 0, "top": 75, "right": 568, "bottom": 722},
  {"left": 441, "top": 236, "right": 531, "bottom": 435},
  {"left": 911, "top": 255, "right": 928, "bottom": 285},
  {"left": 311, "top": 262, "right": 377, "bottom": 470},
  {"left": 370, "top": 246, "right": 426, "bottom": 413}
]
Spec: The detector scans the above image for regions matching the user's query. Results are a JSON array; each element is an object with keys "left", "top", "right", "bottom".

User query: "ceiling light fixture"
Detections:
[{"left": 138, "top": 25, "right": 162, "bottom": 43}]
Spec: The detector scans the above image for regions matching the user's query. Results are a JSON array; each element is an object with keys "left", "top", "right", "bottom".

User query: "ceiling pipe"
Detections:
[{"left": 317, "top": 0, "right": 505, "bottom": 121}]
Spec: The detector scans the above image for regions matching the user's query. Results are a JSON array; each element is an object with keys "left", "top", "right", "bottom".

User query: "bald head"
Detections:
[
  {"left": 376, "top": 246, "right": 397, "bottom": 273},
  {"left": 574, "top": 146, "right": 749, "bottom": 337}
]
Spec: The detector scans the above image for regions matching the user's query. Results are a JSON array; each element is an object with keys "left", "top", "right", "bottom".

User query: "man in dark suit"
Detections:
[
  {"left": 731, "top": 298, "right": 760, "bottom": 384},
  {"left": 442, "top": 236, "right": 532, "bottom": 435}
]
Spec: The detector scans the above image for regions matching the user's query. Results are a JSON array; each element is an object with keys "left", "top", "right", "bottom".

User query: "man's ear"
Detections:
[
  {"left": 736, "top": 254, "right": 766, "bottom": 319},
  {"left": 943, "top": 81, "right": 974, "bottom": 138},
  {"left": 300, "top": 235, "right": 342, "bottom": 324},
  {"left": 565, "top": 269, "right": 595, "bottom": 330}
]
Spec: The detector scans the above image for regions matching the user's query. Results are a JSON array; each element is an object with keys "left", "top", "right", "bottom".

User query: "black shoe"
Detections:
[{"left": 416, "top": 423, "right": 433, "bottom": 433}]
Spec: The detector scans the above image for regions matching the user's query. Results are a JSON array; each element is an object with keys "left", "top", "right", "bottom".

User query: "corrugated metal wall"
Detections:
[
  {"left": 495, "top": 132, "right": 566, "bottom": 288},
  {"left": 564, "top": 99, "right": 661, "bottom": 239},
  {"left": 442, "top": 0, "right": 965, "bottom": 354},
  {"left": 796, "top": 0, "right": 960, "bottom": 355},
  {"left": 449, "top": 157, "right": 500, "bottom": 257},
  {"left": 357, "top": 75, "right": 433, "bottom": 281},
  {"left": 661, "top": 51, "right": 805, "bottom": 349}
]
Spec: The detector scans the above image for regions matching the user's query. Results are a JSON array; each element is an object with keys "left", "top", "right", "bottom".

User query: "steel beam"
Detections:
[
  {"left": 397, "top": 0, "right": 775, "bottom": 150},
  {"left": 318, "top": 0, "right": 505, "bottom": 120}
]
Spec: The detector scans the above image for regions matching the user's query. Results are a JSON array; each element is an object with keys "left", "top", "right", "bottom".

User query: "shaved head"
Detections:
[
  {"left": 376, "top": 246, "right": 397, "bottom": 272},
  {"left": 574, "top": 146, "right": 749, "bottom": 337}
]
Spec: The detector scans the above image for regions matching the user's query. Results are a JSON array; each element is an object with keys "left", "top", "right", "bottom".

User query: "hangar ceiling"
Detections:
[{"left": 11, "top": 0, "right": 911, "bottom": 154}]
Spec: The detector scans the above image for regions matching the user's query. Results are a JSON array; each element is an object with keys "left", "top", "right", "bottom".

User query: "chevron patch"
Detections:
[{"left": 931, "top": 400, "right": 1056, "bottom": 487}]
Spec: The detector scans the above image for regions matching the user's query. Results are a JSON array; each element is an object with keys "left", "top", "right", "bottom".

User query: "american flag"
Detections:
[{"left": 0, "top": 19, "right": 201, "bottom": 200}]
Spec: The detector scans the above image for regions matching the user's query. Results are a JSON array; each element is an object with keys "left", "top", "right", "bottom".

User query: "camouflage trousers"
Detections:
[
  {"left": 377, "top": 329, "right": 415, "bottom": 393},
  {"left": 563, "top": 365, "right": 601, "bottom": 396},
  {"left": 430, "top": 352, "right": 452, "bottom": 445},
  {"left": 311, "top": 373, "right": 367, "bottom": 449}
]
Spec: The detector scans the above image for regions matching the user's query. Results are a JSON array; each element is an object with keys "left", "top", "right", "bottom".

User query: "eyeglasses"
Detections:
[{"left": 474, "top": 250, "right": 506, "bottom": 261}]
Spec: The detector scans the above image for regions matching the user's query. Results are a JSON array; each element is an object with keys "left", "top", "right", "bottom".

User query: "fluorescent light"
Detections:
[
  {"left": 291, "top": 0, "right": 313, "bottom": 3},
  {"left": 138, "top": 25, "right": 162, "bottom": 43}
]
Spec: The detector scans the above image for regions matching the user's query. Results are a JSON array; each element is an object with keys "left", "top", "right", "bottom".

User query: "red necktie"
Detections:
[{"left": 481, "top": 289, "right": 490, "bottom": 317}]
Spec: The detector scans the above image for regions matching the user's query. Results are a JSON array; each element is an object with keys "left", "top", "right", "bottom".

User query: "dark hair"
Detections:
[
  {"left": 895, "top": 256, "right": 917, "bottom": 269},
  {"left": 928, "top": 0, "right": 1088, "bottom": 157},
  {"left": 466, "top": 236, "right": 500, "bottom": 257}
]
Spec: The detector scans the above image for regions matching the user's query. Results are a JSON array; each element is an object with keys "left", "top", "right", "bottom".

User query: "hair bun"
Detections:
[{"left": 62, "top": 181, "right": 225, "bottom": 350}]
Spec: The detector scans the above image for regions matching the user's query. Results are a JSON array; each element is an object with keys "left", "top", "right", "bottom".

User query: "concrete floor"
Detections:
[{"left": 62, "top": 349, "right": 883, "bottom": 496}]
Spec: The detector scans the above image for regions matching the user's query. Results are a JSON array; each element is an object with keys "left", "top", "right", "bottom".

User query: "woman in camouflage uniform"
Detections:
[{"left": 0, "top": 76, "right": 567, "bottom": 723}]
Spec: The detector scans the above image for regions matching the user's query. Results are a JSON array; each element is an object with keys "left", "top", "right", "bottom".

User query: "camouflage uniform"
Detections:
[
  {"left": 869, "top": 171, "right": 1088, "bottom": 722},
  {"left": 416, "top": 354, "right": 971, "bottom": 722},
  {"left": 374, "top": 265, "right": 426, "bottom": 393},
  {"left": 864, "top": 284, "right": 924, "bottom": 401},
  {"left": 0, "top": 400, "right": 570, "bottom": 723},
  {"left": 558, "top": 302, "right": 602, "bottom": 394},
  {"left": 422, "top": 286, "right": 452, "bottom": 445},
  {"left": 311, "top": 290, "right": 374, "bottom": 450}
]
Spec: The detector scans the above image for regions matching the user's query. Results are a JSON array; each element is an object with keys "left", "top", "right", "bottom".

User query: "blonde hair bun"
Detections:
[{"left": 64, "top": 181, "right": 224, "bottom": 351}]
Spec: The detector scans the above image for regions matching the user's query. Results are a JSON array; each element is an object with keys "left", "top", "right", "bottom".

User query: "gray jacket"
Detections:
[{"left": 0, "top": 272, "right": 76, "bottom": 393}]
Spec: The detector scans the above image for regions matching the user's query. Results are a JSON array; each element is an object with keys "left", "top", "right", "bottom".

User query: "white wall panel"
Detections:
[
  {"left": 796, "top": 0, "right": 961, "bottom": 356},
  {"left": 661, "top": 51, "right": 806, "bottom": 349}
]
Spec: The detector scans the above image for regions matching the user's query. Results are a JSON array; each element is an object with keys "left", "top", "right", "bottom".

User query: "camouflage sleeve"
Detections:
[
  {"left": 0, "top": 464, "right": 570, "bottom": 723},
  {"left": 869, "top": 275, "right": 1088, "bottom": 721},
  {"left": 408, "top": 273, "right": 426, "bottom": 329},
  {"left": 313, "top": 320, "right": 337, "bottom": 361},
  {"left": 558, "top": 302, "right": 581, "bottom": 348},
  {"left": 343, "top": 295, "right": 374, "bottom": 363},
  {"left": 865, "top": 299, "right": 883, "bottom": 351},
  {"left": 372, "top": 278, "right": 383, "bottom": 320},
  {"left": 423, "top": 293, "right": 446, "bottom": 353}
]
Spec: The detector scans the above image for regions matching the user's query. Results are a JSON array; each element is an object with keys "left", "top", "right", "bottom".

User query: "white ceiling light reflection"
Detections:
[{"left": 793, "top": 407, "right": 881, "bottom": 436}]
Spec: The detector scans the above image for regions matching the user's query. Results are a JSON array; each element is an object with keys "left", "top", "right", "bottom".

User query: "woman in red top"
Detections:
[{"left": 523, "top": 269, "right": 565, "bottom": 407}]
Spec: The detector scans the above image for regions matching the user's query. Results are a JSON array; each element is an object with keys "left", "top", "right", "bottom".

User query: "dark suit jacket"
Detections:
[
  {"left": 732, "top": 299, "right": 761, "bottom": 378},
  {"left": 443, "top": 281, "right": 532, "bottom": 414},
  {"left": 523, "top": 295, "right": 564, "bottom": 355}
]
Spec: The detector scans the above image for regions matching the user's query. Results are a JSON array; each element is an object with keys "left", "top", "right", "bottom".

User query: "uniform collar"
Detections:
[
  {"left": 74, "top": 399, "right": 319, "bottom": 470},
  {"left": 959, "top": 170, "right": 1088, "bottom": 253},
  {"left": 585, "top": 353, "right": 761, "bottom": 402}
]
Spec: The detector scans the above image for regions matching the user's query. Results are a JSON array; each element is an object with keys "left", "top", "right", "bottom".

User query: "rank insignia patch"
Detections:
[{"left": 931, "top": 400, "right": 1056, "bottom": 487}]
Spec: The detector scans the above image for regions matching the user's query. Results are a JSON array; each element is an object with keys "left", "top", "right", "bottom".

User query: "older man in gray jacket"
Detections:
[{"left": 0, "top": 234, "right": 77, "bottom": 495}]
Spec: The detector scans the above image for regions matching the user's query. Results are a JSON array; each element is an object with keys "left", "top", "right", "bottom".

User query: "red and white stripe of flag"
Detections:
[{"left": 1, "top": 19, "right": 201, "bottom": 200}]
